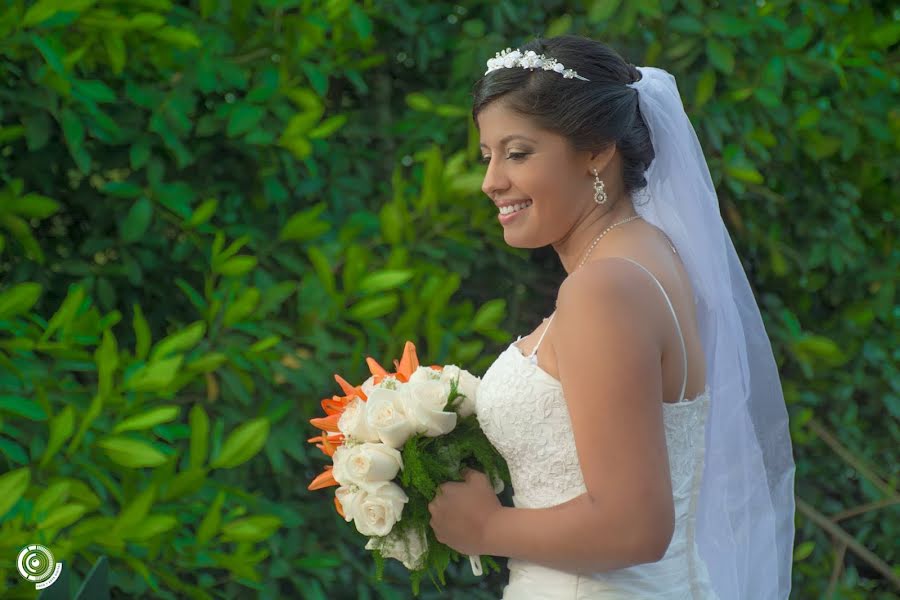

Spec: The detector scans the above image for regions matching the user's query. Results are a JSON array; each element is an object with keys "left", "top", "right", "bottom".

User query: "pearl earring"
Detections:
[{"left": 592, "top": 168, "right": 607, "bottom": 205}]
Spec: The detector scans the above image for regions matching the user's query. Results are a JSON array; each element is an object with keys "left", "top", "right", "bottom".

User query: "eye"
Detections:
[{"left": 479, "top": 152, "right": 529, "bottom": 164}]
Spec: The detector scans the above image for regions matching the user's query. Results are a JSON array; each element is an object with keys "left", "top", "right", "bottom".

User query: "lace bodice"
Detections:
[{"left": 476, "top": 340, "right": 711, "bottom": 509}]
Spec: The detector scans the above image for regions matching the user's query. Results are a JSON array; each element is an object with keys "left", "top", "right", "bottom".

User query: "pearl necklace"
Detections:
[
  {"left": 575, "top": 214, "right": 643, "bottom": 271},
  {"left": 540, "top": 214, "right": 643, "bottom": 323}
]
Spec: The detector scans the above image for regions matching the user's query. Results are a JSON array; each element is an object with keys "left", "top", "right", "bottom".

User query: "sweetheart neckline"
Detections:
[{"left": 506, "top": 342, "right": 711, "bottom": 407}]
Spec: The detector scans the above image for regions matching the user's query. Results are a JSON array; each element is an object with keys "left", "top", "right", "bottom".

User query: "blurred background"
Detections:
[{"left": 0, "top": 0, "right": 897, "bottom": 598}]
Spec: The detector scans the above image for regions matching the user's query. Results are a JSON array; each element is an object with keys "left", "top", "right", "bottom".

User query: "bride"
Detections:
[{"left": 426, "top": 36, "right": 795, "bottom": 599}]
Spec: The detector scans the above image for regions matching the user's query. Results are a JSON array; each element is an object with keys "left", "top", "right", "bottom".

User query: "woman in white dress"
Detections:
[{"left": 426, "top": 35, "right": 795, "bottom": 599}]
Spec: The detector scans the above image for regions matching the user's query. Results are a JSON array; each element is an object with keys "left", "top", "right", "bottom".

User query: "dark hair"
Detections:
[{"left": 472, "top": 35, "right": 654, "bottom": 201}]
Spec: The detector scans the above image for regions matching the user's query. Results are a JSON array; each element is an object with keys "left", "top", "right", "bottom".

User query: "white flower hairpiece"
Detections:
[{"left": 484, "top": 48, "right": 590, "bottom": 81}]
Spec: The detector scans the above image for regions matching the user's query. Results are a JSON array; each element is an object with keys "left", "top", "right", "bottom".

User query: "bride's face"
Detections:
[{"left": 477, "top": 101, "right": 591, "bottom": 246}]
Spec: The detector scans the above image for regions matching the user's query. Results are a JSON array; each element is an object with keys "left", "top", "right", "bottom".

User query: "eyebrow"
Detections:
[{"left": 479, "top": 134, "right": 538, "bottom": 148}]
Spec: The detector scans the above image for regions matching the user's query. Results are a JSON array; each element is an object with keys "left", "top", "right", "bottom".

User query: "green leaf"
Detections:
[
  {"left": 223, "top": 288, "right": 260, "bottom": 327},
  {"left": 74, "top": 79, "right": 116, "bottom": 103},
  {"left": 67, "top": 394, "right": 102, "bottom": 456},
  {"left": 248, "top": 335, "right": 280, "bottom": 353},
  {"left": 214, "top": 256, "right": 257, "bottom": 277},
  {"left": 41, "top": 284, "right": 85, "bottom": 341},
  {"left": 186, "top": 198, "right": 217, "bottom": 228},
  {"left": 405, "top": 93, "right": 433, "bottom": 112},
  {"left": 221, "top": 515, "right": 282, "bottom": 543},
  {"left": 102, "top": 181, "right": 143, "bottom": 198},
  {"left": 37, "top": 503, "right": 88, "bottom": 530},
  {"left": 60, "top": 107, "right": 91, "bottom": 173},
  {"left": 308, "top": 115, "right": 347, "bottom": 139},
  {"left": 0, "top": 395, "right": 48, "bottom": 420},
  {"left": 130, "top": 139, "right": 151, "bottom": 169},
  {"left": 211, "top": 417, "right": 270, "bottom": 469},
  {"left": 34, "top": 480, "right": 71, "bottom": 517},
  {"left": 694, "top": 68, "right": 716, "bottom": 109},
  {"left": 97, "top": 436, "right": 169, "bottom": 468},
  {"left": 124, "top": 355, "right": 183, "bottom": 392},
  {"left": 348, "top": 4, "right": 372, "bottom": 40},
  {"left": 347, "top": 294, "right": 399, "bottom": 321},
  {"left": 9, "top": 194, "right": 60, "bottom": 218},
  {"left": 186, "top": 352, "right": 227, "bottom": 373},
  {"left": 791, "top": 335, "right": 847, "bottom": 367},
  {"left": 113, "top": 483, "right": 156, "bottom": 536},
  {"left": 113, "top": 406, "right": 180, "bottom": 433},
  {"left": 160, "top": 468, "right": 207, "bottom": 500},
  {"left": 0, "top": 467, "right": 30, "bottom": 519},
  {"left": 119, "top": 197, "right": 154, "bottom": 243},
  {"left": 301, "top": 62, "right": 328, "bottom": 97},
  {"left": 189, "top": 404, "right": 209, "bottom": 469},
  {"left": 793, "top": 540, "right": 815, "bottom": 561},
  {"left": 126, "top": 515, "right": 177, "bottom": 540},
  {"left": 40, "top": 406, "right": 75, "bottom": 468},
  {"left": 95, "top": 329, "right": 119, "bottom": 398},
  {"left": 0, "top": 282, "right": 42, "bottom": 319},
  {"left": 150, "top": 321, "right": 206, "bottom": 360},
  {"left": 227, "top": 104, "right": 266, "bottom": 137},
  {"left": 197, "top": 490, "right": 225, "bottom": 544},
  {"left": 358, "top": 270, "right": 415, "bottom": 294},
  {"left": 153, "top": 26, "right": 201, "bottom": 49},
  {"left": 31, "top": 35, "right": 66, "bottom": 75},
  {"left": 23, "top": 1, "right": 62, "bottom": 27},
  {"left": 278, "top": 203, "right": 330, "bottom": 242},
  {"left": 705, "top": 38, "right": 734, "bottom": 74},
  {"left": 472, "top": 299, "right": 506, "bottom": 332}
]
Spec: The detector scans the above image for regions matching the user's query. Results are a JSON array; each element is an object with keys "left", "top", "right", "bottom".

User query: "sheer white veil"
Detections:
[{"left": 626, "top": 66, "right": 796, "bottom": 599}]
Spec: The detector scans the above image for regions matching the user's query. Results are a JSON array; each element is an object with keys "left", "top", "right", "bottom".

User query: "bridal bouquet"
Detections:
[{"left": 307, "top": 341, "right": 510, "bottom": 595}]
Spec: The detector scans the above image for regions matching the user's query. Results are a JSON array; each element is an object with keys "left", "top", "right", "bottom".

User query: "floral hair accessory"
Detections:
[{"left": 484, "top": 47, "right": 590, "bottom": 81}]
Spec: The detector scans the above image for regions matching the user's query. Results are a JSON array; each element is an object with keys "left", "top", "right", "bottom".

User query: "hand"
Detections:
[{"left": 427, "top": 468, "right": 502, "bottom": 556}]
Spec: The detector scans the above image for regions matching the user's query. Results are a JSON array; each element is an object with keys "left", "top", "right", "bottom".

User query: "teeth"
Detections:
[{"left": 499, "top": 201, "right": 533, "bottom": 214}]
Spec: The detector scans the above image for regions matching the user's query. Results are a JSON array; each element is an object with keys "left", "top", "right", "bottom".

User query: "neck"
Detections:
[{"left": 554, "top": 196, "right": 639, "bottom": 275}]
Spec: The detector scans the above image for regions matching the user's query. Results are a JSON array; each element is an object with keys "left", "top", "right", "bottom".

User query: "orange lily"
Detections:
[
  {"left": 334, "top": 494, "right": 345, "bottom": 518},
  {"left": 367, "top": 340, "right": 422, "bottom": 385},
  {"left": 308, "top": 432, "right": 344, "bottom": 457},
  {"left": 308, "top": 465, "right": 339, "bottom": 490}
]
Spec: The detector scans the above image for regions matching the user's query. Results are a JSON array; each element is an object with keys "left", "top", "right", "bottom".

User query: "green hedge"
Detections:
[{"left": 0, "top": 1, "right": 896, "bottom": 598}]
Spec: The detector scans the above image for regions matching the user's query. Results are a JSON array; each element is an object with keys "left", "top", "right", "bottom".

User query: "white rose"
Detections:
[
  {"left": 365, "top": 525, "right": 428, "bottom": 570},
  {"left": 353, "top": 480, "right": 408, "bottom": 537},
  {"left": 439, "top": 365, "right": 480, "bottom": 418},
  {"left": 401, "top": 380, "right": 457, "bottom": 437},
  {"left": 334, "top": 442, "right": 403, "bottom": 486},
  {"left": 407, "top": 365, "right": 442, "bottom": 384},
  {"left": 360, "top": 375, "right": 377, "bottom": 398},
  {"left": 337, "top": 397, "right": 380, "bottom": 442},
  {"left": 335, "top": 485, "right": 366, "bottom": 523},
  {"left": 365, "top": 387, "right": 416, "bottom": 449}
]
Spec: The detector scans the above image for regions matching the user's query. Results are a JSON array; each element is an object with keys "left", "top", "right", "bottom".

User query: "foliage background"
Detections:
[{"left": 0, "top": 0, "right": 897, "bottom": 598}]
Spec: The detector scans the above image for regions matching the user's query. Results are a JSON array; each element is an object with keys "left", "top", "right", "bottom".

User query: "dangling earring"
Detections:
[{"left": 592, "top": 168, "right": 607, "bottom": 205}]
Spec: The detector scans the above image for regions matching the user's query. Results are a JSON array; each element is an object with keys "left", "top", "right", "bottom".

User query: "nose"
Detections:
[{"left": 481, "top": 156, "right": 509, "bottom": 199}]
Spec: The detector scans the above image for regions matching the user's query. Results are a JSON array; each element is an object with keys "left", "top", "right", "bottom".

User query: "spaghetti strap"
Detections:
[
  {"left": 617, "top": 257, "right": 689, "bottom": 402},
  {"left": 529, "top": 311, "right": 556, "bottom": 358}
]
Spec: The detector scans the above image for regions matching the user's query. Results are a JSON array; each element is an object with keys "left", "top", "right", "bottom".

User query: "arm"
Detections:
[{"left": 483, "top": 260, "right": 675, "bottom": 574}]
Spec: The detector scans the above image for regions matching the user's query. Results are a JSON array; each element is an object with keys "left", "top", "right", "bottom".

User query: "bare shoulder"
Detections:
[{"left": 557, "top": 257, "right": 658, "bottom": 313}]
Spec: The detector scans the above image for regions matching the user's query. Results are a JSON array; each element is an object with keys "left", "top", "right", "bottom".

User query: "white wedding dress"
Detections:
[{"left": 475, "top": 258, "right": 720, "bottom": 599}]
